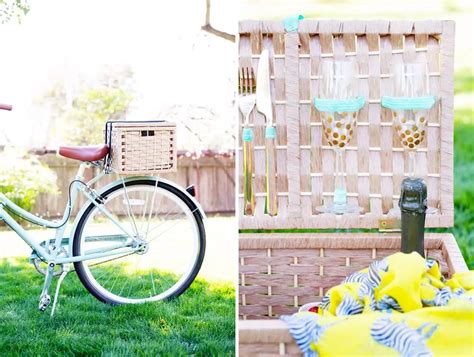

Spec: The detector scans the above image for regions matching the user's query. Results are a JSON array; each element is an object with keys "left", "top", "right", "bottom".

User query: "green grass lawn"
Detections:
[
  {"left": 453, "top": 108, "right": 474, "bottom": 269},
  {"left": 0, "top": 258, "right": 235, "bottom": 356}
]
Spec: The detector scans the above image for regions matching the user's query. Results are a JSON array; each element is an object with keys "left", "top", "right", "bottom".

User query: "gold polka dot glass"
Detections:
[
  {"left": 386, "top": 63, "right": 438, "bottom": 214},
  {"left": 316, "top": 60, "right": 363, "bottom": 214},
  {"left": 392, "top": 63, "right": 430, "bottom": 178}
]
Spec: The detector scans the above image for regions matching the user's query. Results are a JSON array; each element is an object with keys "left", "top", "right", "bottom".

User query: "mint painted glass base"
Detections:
[
  {"left": 317, "top": 201, "right": 364, "bottom": 215},
  {"left": 316, "top": 149, "right": 363, "bottom": 215}
]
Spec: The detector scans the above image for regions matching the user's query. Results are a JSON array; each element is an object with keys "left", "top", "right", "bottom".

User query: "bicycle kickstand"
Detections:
[{"left": 50, "top": 264, "right": 71, "bottom": 317}]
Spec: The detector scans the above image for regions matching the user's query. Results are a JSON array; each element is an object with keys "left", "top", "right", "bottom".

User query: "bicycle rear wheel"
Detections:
[{"left": 73, "top": 179, "right": 205, "bottom": 304}]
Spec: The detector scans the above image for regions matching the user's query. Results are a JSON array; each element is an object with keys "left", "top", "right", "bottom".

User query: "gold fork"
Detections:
[{"left": 238, "top": 66, "right": 256, "bottom": 216}]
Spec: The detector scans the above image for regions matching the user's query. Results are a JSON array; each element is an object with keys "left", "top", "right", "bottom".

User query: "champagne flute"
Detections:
[
  {"left": 314, "top": 60, "right": 364, "bottom": 214},
  {"left": 392, "top": 63, "right": 430, "bottom": 178},
  {"left": 383, "top": 62, "right": 437, "bottom": 214}
]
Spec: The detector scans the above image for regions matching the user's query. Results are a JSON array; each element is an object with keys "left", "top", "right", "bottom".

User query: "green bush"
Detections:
[
  {"left": 0, "top": 0, "right": 30, "bottom": 24},
  {"left": 41, "top": 65, "right": 135, "bottom": 146},
  {"left": 65, "top": 88, "right": 133, "bottom": 145},
  {"left": 0, "top": 147, "right": 58, "bottom": 212},
  {"left": 454, "top": 68, "right": 474, "bottom": 95}
]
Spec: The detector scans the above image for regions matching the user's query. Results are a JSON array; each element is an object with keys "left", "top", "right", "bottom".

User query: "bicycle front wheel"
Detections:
[{"left": 73, "top": 179, "right": 205, "bottom": 304}]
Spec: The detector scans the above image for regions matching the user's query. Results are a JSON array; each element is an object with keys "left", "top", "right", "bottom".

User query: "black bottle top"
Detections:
[
  {"left": 399, "top": 178, "right": 427, "bottom": 215},
  {"left": 399, "top": 178, "right": 427, "bottom": 257}
]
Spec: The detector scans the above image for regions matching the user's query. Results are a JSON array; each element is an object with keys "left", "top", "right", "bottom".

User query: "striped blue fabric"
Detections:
[
  {"left": 422, "top": 286, "right": 466, "bottom": 307},
  {"left": 320, "top": 294, "right": 331, "bottom": 310},
  {"left": 280, "top": 314, "right": 324, "bottom": 357},
  {"left": 353, "top": 259, "right": 389, "bottom": 311},
  {"left": 425, "top": 259, "right": 437, "bottom": 270},
  {"left": 367, "top": 259, "right": 389, "bottom": 288},
  {"left": 342, "top": 271, "right": 367, "bottom": 284},
  {"left": 377, "top": 295, "right": 403, "bottom": 312},
  {"left": 358, "top": 283, "right": 377, "bottom": 311},
  {"left": 336, "top": 294, "right": 364, "bottom": 316},
  {"left": 371, "top": 316, "right": 438, "bottom": 357}
]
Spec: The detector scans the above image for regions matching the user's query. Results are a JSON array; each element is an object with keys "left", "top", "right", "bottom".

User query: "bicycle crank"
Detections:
[
  {"left": 33, "top": 257, "right": 64, "bottom": 277},
  {"left": 30, "top": 243, "right": 68, "bottom": 277}
]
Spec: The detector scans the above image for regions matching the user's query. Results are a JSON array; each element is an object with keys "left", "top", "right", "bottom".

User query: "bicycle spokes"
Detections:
[{"left": 73, "top": 181, "right": 204, "bottom": 304}]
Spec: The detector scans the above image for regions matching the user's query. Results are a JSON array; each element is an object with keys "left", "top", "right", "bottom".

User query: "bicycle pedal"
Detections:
[{"left": 38, "top": 294, "right": 51, "bottom": 312}]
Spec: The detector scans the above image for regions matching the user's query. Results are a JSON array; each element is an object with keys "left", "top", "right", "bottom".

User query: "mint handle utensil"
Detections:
[
  {"left": 256, "top": 49, "right": 277, "bottom": 215},
  {"left": 243, "top": 127, "right": 255, "bottom": 215},
  {"left": 265, "top": 126, "right": 277, "bottom": 216}
]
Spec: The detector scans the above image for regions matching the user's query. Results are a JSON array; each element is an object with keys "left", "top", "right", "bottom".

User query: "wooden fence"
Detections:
[{"left": 34, "top": 152, "right": 235, "bottom": 218}]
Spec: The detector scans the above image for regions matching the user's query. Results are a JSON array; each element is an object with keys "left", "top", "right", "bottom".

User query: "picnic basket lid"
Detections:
[{"left": 238, "top": 19, "right": 455, "bottom": 230}]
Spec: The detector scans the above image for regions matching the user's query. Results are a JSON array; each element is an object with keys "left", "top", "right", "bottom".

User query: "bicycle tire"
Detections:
[{"left": 72, "top": 178, "right": 206, "bottom": 304}]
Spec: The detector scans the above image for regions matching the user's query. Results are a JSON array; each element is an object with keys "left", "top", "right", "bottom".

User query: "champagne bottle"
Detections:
[{"left": 399, "top": 178, "right": 427, "bottom": 257}]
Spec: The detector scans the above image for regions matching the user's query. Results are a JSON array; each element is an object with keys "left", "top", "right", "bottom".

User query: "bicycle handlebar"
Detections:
[{"left": 0, "top": 103, "right": 12, "bottom": 111}]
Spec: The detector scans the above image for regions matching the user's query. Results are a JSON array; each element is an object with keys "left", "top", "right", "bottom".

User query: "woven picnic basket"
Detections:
[
  {"left": 105, "top": 120, "right": 177, "bottom": 174},
  {"left": 237, "top": 19, "right": 468, "bottom": 356}
]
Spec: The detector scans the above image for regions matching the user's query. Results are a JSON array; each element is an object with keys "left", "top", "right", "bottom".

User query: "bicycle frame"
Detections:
[{"left": 0, "top": 162, "right": 139, "bottom": 265}]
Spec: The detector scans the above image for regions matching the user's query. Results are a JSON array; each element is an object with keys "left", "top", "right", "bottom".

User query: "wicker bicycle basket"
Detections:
[
  {"left": 105, "top": 120, "right": 177, "bottom": 174},
  {"left": 237, "top": 19, "right": 468, "bottom": 356}
]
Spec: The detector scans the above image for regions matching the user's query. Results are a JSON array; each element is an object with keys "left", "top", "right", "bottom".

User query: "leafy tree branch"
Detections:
[{"left": 202, "top": 0, "right": 235, "bottom": 42}]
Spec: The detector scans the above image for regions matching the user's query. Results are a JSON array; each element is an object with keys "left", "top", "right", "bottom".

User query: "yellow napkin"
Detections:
[{"left": 282, "top": 252, "right": 474, "bottom": 357}]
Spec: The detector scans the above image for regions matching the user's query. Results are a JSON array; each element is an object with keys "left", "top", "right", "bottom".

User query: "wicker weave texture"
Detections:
[
  {"left": 238, "top": 232, "right": 467, "bottom": 320},
  {"left": 109, "top": 122, "right": 177, "bottom": 174},
  {"left": 239, "top": 319, "right": 306, "bottom": 356},
  {"left": 238, "top": 20, "right": 455, "bottom": 229}
]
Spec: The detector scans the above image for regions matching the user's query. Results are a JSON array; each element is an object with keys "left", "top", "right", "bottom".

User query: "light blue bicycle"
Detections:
[{"left": 0, "top": 103, "right": 206, "bottom": 314}]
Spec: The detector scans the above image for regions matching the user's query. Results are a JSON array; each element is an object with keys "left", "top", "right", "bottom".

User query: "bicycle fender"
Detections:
[{"left": 68, "top": 176, "right": 207, "bottom": 257}]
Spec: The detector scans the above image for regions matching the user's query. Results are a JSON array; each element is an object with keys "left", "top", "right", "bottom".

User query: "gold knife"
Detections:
[{"left": 256, "top": 50, "right": 277, "bottom": 216}]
